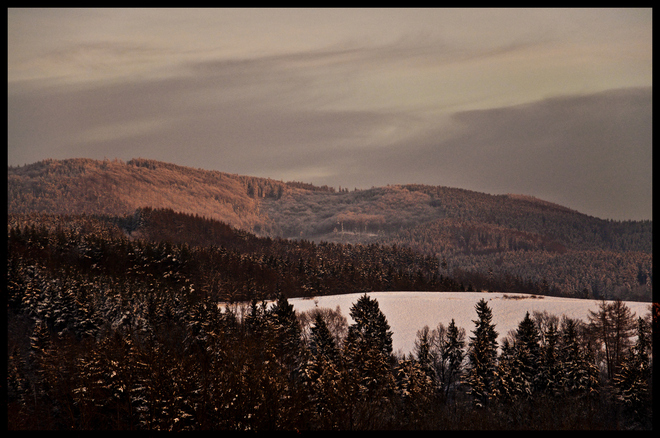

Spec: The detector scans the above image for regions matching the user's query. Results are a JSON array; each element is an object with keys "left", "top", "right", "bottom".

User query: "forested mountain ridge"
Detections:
[{"left": 8, "top": 158, "right": 652, "bottom": 301}]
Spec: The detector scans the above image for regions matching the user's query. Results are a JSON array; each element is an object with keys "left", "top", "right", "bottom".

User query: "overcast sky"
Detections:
[{"left": 8, "top": 8, "right": 652, "bottom": 220}]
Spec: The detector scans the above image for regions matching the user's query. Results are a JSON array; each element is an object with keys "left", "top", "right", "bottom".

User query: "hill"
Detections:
[{"left": 8, "top": 158, "right": 652, "bottom": 301}]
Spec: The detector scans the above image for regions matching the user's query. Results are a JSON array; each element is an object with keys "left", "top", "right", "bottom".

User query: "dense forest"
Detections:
[
  {"left": 8, "top": 158, "right": 652, "bottom": 301},
  {"left": 7, "top": 210, "right": 655, "bottom": 430}
]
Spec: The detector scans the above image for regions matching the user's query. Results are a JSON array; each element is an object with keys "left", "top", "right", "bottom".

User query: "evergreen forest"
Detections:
[{"left": 7, "top": 209, "right": 655, "bottom": 430}]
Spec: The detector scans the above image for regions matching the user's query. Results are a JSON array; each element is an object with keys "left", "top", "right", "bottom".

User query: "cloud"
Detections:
[
  {"left": 344, "top": 87, "right": 652, "bottom": 220},
  {"left": 7, "top": 15, "right": 652, "bottom": 221}
]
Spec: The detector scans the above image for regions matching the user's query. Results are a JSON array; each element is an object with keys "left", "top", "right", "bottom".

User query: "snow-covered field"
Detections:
[{"left": 289, "top": 292, "right": 653, "bottom": 356}]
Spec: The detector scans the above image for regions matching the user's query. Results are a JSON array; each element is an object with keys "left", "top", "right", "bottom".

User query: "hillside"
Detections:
[{"left": 8, "top": 158, "right": 652, "bottom": 301}]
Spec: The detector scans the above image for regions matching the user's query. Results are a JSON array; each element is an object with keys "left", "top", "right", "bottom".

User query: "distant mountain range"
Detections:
[{"left": 8, "top": 158, "right": 652, "bottom": 301}]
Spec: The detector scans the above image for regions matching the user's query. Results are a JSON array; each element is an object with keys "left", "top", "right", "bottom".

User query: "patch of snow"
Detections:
[{"left": 290, "top": 292, "right": 653, "bottom": 356}]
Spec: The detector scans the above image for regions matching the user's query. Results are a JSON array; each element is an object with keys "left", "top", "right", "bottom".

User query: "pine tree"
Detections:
[
  {"left": 613, "top": 316, "right": 652, "bottom": 427},
  {"left": 494, "top": 338, "right": 516, "bottom": 402},
  {"left": 464, "top": 298, "right": 498, "bottom": 407},
  {"left": 347, "top": 294, "right": 393, "bottom": 357},
  {"left": 393, "top": 355, "right": 434, "bottom": 428},
  {"left": 303, "top": 313, "right": 343, "bottom": 429},
  {"left": 270, "top": 292, "right": 304, "bottom": 376},
  {"left": 512, "top": 311, "right": 541, "bottom": 397},
  {"left": 309, "top": 312, "right": 339, "bottom": 361},
  {"left": 537, "top": 322, "right": 563, "bottom": 397},
  {"left": 413, "top": 325, "right": 435, "bottom": 384},
  {"left": 560, "top": 317, "right": 600, "bottom": 397},
  {"left": 342, "top": 294, "right": 396, "bottom": 428}
]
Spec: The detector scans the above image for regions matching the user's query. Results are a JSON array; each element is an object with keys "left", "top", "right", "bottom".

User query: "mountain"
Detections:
[{"left": 8, "top": 157, "right": 652, "bottom": 301}]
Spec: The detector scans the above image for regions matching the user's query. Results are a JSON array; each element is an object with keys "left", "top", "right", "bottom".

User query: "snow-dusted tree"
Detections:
[
  {"left": 346, "top": 294, "right": 393, "bottom": 358},
  {"left": 613, "top": 315, "right": 652, "bottom": 427},
  {"left": 341, "top": 294, "right": 396, "bottom": 428},
  {"left": 537, "top": 322, "right": 563, "bottom": 397},
  {"left": 464, "top": 298, "right": 498, "bottom": 407},
  {"left": 270, "top": 292, "right": 304, "bottom": 377},
  {"left": 560, "top": 317, "right": 600, "bottom": 397},
  {"left": 302, "top": 313, "right": 343, "bottom": 429},
  {"left": 512, "top": 311, "right": 542, "bottom": 396},
  {"left": 394, "top": 355, "right": 434, "bottom": 428},
  {"left": 493, "top": 338, "right": 516, "bottom": 402}
]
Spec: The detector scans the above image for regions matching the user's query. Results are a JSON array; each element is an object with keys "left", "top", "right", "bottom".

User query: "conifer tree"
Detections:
[
  {"left": 303, "top": 313, "right": 343, "bottom": 429},
  {"left": 512, "top": 311, "right": 542, "bottom": 397},
  {"left": 560, "top": 317, "right": 600, "bottom": 397},
  {"left": 342, "top": 294, "right": 396, "bottom": 428},
  {"left": 413, "top": 325, "right": 435, "bottom": 383},
  {"left": 464, "top": 298, "right": 498, "bottom": 407},
  {"left": 613, "top": 316, "right": 652, "bottom": 427},
  {"left": 270, "top": 292, "right": 304, "bottom": 374},
  {"left": 494, "top": 338, "right": 516, "bottom": 402},
  {"left": 393, "top": 355, "right": 433, "bottom": 428},
  {"left": 537, "top": 322, "right": 563, "bottom": 397}
]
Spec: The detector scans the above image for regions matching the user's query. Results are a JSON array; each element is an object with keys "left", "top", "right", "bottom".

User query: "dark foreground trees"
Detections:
[{"left": 8, "top": 282, "right": 652, "bottom": 430}]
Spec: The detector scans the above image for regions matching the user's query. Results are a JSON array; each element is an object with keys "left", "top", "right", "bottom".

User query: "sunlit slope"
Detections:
[{"left": 8, "top": 158, "right": 278, "bottom": 232}]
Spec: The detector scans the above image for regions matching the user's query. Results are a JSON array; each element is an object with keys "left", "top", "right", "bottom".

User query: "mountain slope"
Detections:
[
  {"left": 8, "top": 157, "right": 284, "bottom": 233},
  {"left": 8, "top": 158, "right": 652, "bottom": 301}
]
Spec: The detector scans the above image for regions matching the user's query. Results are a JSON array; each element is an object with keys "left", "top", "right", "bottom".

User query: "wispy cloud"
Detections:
[{"left": 7, "top": 8, "right": 652, "bottom": 220}]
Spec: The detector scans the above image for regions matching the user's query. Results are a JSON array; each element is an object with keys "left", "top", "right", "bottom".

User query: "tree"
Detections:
[
  {"left": 464, "top": 298, "right": 498, "bottom": 407},
  {"left": 588, "top": 300, "right": 636, "bottom": 380},
  {"left": 308, "top": 312, "right": 339, "bottom": 361},
  {"left": 302, "top": 313, "right": 343, "bottom": 429},
  {"left": 341, "top": 294, "right": 396, "bottom": 428},
  {"left": 412, "top": 325, "right": 435, "bottom": 383},
  {"left": 270, "top": 292, "right": 304, "bottom": 376},
  {"left": 613, "top": 316, "right": 652, "bottom": 427},
  {"left": 346, "top": 294, "right": 393, "bottom": 358},
  {"left": 393, "top": 356, "right": 433, "bottom": 428},
  {"left": 560, "top": 317, "right": 600, "bottom": 397},
  {"left": 512, "top": 311, "right": 541, "bottom": 397},
  {"left": 432, "top": 319, "right": 465, "bottom": 401},
  {"left": 537, "top": 322, "right": 563, "bottom": 397}
]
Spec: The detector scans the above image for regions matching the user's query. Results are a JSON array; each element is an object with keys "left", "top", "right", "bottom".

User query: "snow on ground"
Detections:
[{"left": 290, "top": 292, "right": 653, "bottom": 356}]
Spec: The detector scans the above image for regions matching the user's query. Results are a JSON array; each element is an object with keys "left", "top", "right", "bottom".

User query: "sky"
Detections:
[{"left": 7, "top": 8, "right": 652, "bottom": 220}]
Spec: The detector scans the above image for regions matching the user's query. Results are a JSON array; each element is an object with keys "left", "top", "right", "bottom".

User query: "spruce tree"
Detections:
[
  {"left": 464, "top": 298, "right": 498, "bottom": 407},
  {"left": 303, "top": 313, "right": 343, "bottom": 429},
  {"left": 537, "top": 322, "right": 563, "bottom": 397},
  {"left": 560, "top": 317, "right": 600, "bottom": 397},
  {"left": 512, "top": 311, "right": 541, "bottom": 397},
  {"left": 413, "top": 325, "right": 435, "bottom": 383},
  {"left": 342, "top": 294, "right": 396, "bottom": 428},
  {"left": 347, "top": 294, "right": 393, "bottom": 357},
  {"left": 613, "top": 316, "right": 652, "bottom": 427},
  {"left": 433, "top": 319, "right": 465, "bottom": 401}
]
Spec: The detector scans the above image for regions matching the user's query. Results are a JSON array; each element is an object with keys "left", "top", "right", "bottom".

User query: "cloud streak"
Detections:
[{"left": 7, "top": 8, "right": 652, "bottom": 220}]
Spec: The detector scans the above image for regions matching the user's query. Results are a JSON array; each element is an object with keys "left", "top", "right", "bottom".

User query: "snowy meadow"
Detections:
[{"left": 289, "top": 291, "right": 653, "bottom": 356}]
